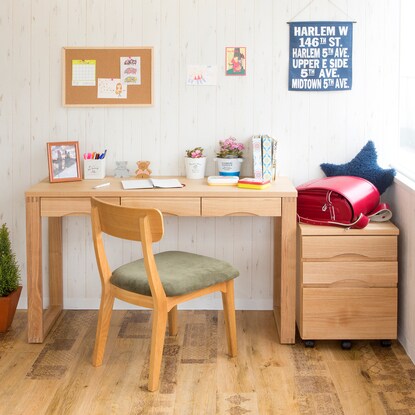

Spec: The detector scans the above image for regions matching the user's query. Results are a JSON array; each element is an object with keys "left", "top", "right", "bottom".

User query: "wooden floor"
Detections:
[{"left": 1, "top": 310, "right": 414, "bottom": 415}]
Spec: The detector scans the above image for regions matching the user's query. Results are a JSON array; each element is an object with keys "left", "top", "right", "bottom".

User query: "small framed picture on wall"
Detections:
[
  {"left": 47, "top": 141, "right": 82, "bottom": 183},
  {"left": 225, "top": 47, "right": 246, "bottom": 76}
]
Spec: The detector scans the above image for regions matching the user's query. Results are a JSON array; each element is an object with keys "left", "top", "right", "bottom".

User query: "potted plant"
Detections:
[
  {"left": 215, "top": 136, "right": 245, "bottom": 176},
  {"left": 0, "top": 223, "right": 22, "bottom": 332},
  {"left": 184, "top": 146, "right": 207, "bottom": 179}
]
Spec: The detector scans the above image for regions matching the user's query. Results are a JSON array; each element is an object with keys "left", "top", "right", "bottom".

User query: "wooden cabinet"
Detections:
[{"left": 297, "top": 222, "right": 399, "bottom": 344}]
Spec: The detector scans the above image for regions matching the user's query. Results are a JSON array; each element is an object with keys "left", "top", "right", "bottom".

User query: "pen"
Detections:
[{"left": 93, "top": 182, "right": 110, "bottom": 189}]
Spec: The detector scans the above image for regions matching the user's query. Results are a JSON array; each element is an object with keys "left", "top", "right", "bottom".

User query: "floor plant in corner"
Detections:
[{"left": 0, "top": 223, "right": 22, "bottom": 332}]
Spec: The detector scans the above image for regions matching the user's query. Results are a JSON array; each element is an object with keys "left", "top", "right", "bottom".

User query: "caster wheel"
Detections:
[
  {"left": 341, "top": 340, "right": 352, "bottom": 350},
  {"left": 380, "top": 340, "right": 392, "bottom": 347},
  {"left": 304, "top": 340, "right": 315, "bottom": 348}
]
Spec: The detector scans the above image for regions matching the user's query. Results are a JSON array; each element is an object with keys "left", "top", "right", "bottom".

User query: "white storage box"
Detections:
[{"left": 84, "top": 159, "right": 106, "bottom": 180}]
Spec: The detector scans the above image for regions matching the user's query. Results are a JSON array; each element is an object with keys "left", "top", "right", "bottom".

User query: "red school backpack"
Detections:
[{"left": 296, "top": 176, "right": 392, "bottom": 229}]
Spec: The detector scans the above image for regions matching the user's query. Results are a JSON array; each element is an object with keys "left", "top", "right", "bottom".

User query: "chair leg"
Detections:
[
  {"left": 92, "top": 289, "right": 115, "bottom": 367},
  {"left": 148, "top": 306, "right": 168, "bottom": 392},
  {"left": 221, "top": 280, "right": 237, "bottom": 357},
  {"left": 168, "top": 305, "right": 178, "bottom": 336}
]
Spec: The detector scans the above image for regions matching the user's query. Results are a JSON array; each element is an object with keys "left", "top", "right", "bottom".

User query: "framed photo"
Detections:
[
  {"left": 47, "top": 141, "right": 81, "bottom": 183},
  {"left": 225, "top": 47, "right": 246, "bottom": 76}
]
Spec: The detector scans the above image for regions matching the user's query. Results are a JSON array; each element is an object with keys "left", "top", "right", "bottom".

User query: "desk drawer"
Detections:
[
  {"left": 202, "top": 198, "right": 281, "bottom": 216},
  {"left": 302, "top": 261, "right": 398, "bottom": 287},
  {"left": 301, "top": 235, "right": 397, "bottom": 261},
  {"left": 121, "top": 197, "right": 201, "bottom": 216},
  {"left": 41, "top": 197, "right": 120, "bottom": 216},
  {"left": 301, "top": 287, "right": 397, "bottom": 339}
]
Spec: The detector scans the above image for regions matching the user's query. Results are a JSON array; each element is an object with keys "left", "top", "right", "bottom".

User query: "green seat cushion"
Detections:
[{"left": 110, "top": 251, "right": 239, "bottom": 297}]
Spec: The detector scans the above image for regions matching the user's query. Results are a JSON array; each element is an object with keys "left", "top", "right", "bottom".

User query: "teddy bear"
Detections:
[
  {"left": 113, "top": 161, "right": 130, "bottom": 178},
  {"left": 135, "top": 161, "right": 152, "bottom": 178}
]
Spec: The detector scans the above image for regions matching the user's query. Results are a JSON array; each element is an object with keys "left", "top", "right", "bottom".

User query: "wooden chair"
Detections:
[{"left": 90, "top": 197, "right": 238, "bottom": 391}]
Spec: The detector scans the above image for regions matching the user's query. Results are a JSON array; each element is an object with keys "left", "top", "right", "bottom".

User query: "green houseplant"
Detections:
[{"left": 0, "top": 223, "right": 22, "bottom": 332}]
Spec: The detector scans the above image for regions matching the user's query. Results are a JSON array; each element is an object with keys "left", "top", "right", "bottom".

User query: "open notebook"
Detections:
[{"left": 121, "top": 178, "right": 183, "bottom": 190}]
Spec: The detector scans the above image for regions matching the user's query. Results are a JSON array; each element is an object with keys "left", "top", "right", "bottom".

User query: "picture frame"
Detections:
[
  {"left": 47, "top": 141, "right": 82, "bottom": 183},
  {"left": 225, "top": 47, "right": 246, "bottom": 76}
]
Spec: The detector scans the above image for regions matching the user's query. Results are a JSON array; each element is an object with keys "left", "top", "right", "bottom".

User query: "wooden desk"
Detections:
[{"left": 25, "top": 176, "right": 297, "bottom": 344}]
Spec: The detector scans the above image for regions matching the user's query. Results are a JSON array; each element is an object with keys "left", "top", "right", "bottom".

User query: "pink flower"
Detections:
[
  {"left": 185, "top": 146, "right": 204, "bottom": 158},
  {"left": 216, "top": 136, "right": 244, "bottom": 158}
]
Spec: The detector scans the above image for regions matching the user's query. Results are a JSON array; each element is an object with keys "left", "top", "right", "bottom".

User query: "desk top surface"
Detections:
[{"left": 26, "top": 176, "right": 297, "bottom": 198}]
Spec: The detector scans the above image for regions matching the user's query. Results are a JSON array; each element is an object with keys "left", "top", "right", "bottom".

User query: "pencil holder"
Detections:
[{"left": 84, "top": 159, "right": 106, "bottom": 180}]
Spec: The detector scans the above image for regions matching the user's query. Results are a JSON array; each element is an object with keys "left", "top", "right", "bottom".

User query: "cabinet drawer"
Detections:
[
  {"left": 300, "top": 287, "right": 397, "bottom": 340},
  {"left": 41, "top": 197, "right": 120, "bottom": 216},
  {"left": 202, "top": 198, "right": 281, "bottom": 216},
  {"left": 121, "top": 197, "right": 200, "bottom": 216},
  {"left": 302, "top": 235, "right": 397, "bottom": 261},
  {"left": 302, "top": 261, "right": 398, "bottom": 287}
]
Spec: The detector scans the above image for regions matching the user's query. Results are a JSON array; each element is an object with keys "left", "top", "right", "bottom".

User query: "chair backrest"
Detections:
[
  {"left": 90, "top": 198, "right": 166, "bottom": 298},
  {"left": 90, "top": 197, "right": 164, "bottom": 242}
]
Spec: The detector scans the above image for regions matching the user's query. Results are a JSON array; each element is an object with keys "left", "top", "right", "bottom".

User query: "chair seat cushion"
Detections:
[{"left": 110, "top": 251, "right": 239, "bottom": 297}]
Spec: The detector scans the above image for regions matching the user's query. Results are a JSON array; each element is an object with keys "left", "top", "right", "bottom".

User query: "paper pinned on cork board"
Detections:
[
  {"left": 120, "top": 56, "right": 141, "bottom": 85},
  {"left": 72, "top": 59, "right": 96, "bottom": 86},
  {"left": 97, "top": 78, "right": 127, "bottom": 99}
]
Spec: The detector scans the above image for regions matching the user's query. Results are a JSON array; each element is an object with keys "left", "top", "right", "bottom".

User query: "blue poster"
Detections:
[{"left": 289, "top": 21, "right": 353, "bottom": 91}]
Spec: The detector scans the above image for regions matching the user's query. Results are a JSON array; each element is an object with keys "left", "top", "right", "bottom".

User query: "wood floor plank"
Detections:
[
  {"left": 326, "top": 360, "right": 387, "bottom": 415},
  {"left": 1, "top": 310, "right": 415, "bottom": 415}
]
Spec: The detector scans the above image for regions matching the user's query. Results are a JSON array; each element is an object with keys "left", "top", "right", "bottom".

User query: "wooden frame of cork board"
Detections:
[{"left": 62, "top": 47, "right": 153, "bottom": 107}]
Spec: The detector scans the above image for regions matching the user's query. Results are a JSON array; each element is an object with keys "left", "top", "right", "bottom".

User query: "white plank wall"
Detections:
[
  {"left": 1, "top": 0, "right": 408, "bottom": 330},
  {"left": 384, "top": 180, "right": 415, "bottom": 364}
]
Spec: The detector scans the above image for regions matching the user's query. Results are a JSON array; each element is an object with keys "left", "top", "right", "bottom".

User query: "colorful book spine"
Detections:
[
  {"left": 237, "top": 182, "right": 271, "bottom": 190},
  {"left": 237, "top": 177, "right": 271, "bottom": 190},
  {"left": 238, "top": 177, "right": 270, "bottom": 184},
  {"left": 261, "top": 135, "right": 273, "bottom": 181},
  {"left": 252, "top": 135, "right": 263, "bottom": 179},
  {"left": 271, "top": 136, "right": 278, "bottom": 180}
]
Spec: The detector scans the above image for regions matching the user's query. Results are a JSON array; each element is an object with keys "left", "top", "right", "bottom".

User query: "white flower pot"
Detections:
[
  {"left": 184, "top": 157, "right": 207, "bottom": 179},
  {"left": 215, "top": 158, "right": 243, "bottom": 176}
]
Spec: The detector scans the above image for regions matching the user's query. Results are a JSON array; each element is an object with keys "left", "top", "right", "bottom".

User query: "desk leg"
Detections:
[
  {"left": 26, "top": 197, "right": 63, "bottom": 343},
  {"left": 273, "top": 196, "right": 296, "bottom": 344},
  {"left": 45, "top": 217, "right": 64, "bottom": 335},
  {"left": 26, "top": 196, "right": 43, "bottom": 343}
]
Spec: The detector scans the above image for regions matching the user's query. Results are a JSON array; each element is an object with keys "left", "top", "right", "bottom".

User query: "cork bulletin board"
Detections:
[{"left": 62, "top": 47, "right": 153, "bottom": 107}]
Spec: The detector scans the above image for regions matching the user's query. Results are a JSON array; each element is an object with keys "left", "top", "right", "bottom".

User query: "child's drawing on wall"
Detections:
[
  {"left": 226, "top": 47, "right": 246, "bottom": 76},
  {"left": 186, "top": 65, "right": 217, "bottom": 86}
]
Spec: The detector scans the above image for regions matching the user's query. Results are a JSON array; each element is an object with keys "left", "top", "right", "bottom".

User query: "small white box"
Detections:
[{"left": 84, "top": 159, "right": 106, "bottom": 180}]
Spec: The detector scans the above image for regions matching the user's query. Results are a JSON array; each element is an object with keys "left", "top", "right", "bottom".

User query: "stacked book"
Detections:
[
  {"left": 237, "top": 177, "right": 271, "bottom": 190},
  {"left": 252, "top": 135, "right": 278, "bottom": 181}
]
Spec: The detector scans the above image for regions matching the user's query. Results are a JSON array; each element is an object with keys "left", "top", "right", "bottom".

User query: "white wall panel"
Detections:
[
  {"left": 0, "top": 0, "right": 13, "bottom": 228},
  {"left": 384, "top": 179, "right": 415, "bottom": 363},
  {"left": 11, "top": 0, "right": 32, "bottom": 303}
]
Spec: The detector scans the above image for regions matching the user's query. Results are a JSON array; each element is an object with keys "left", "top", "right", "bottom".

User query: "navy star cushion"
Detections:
[{"left": 320, "top": 140, "right": 396, "bottom": 194}]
